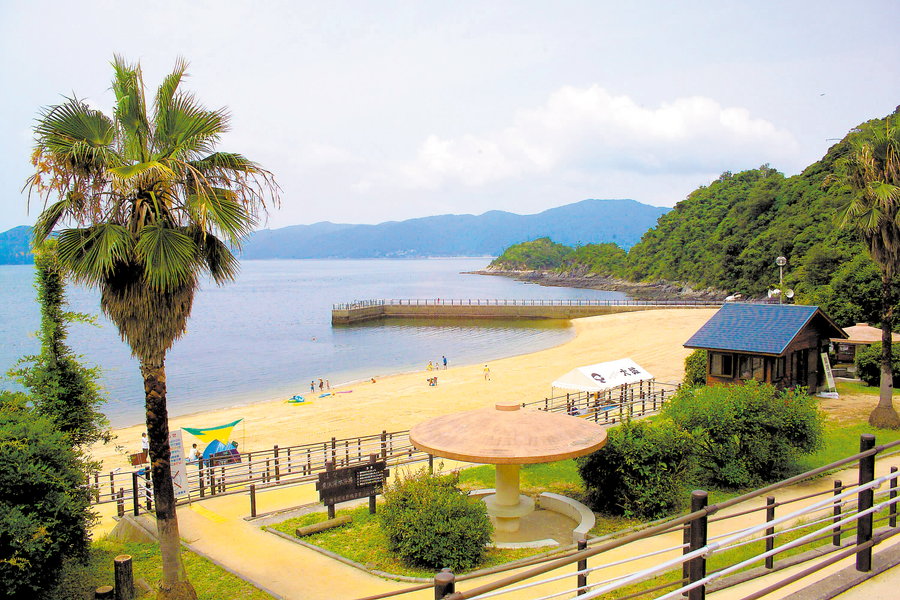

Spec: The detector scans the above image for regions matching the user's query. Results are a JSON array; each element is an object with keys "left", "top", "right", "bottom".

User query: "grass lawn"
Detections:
[
  {"left": 44, "top": 539, "right": 274, "bottom": 600},
  {"left": 266, "top": 504, "right": 543, "bottom": 578},
  {"left": 836, "top": 380, "right": 880, "bottom": 396}
]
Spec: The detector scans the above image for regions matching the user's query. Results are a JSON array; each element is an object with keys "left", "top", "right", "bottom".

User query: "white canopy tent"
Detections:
[{"left": 551, "top": 358, "right": 653, "bottom": 393}]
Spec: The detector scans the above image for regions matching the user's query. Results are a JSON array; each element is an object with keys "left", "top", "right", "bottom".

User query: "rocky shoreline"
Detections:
[{"left": 466, "top": 268, "right": 727, "bottom": 301}]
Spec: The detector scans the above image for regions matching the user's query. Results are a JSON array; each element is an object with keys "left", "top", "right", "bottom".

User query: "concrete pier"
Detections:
[{"left": 331, "top": 298, "right": 722, "bottom": 325}]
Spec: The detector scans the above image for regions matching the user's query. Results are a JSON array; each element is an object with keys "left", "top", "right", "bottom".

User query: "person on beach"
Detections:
[
  {"left": 443, "top": 355, "right": 448, "bottom": 369},
  {"left": 427, "top": 361, "right": 433, "bottom": 371},
  {"left": 319, "top": 378, "right": 324, "bottom": 391},
  {"left": 310, "top": 380, "right": 315, "bottom": 392},
  {"left": 141, "top": 432, "right": 149, "bottom": 452},
  {"left": 189, "top": 443, "right": 201, "bottom": 462},
  {"left": 483, "top": 365, "right": 491, "bottom": 381},
  {"left": 326, "top": 379, "right": 331, "bottom": 390}
]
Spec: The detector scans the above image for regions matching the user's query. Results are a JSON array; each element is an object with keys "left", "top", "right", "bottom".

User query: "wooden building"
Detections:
[
  {"left": 831, "top": 322, "right": 900, "bottom": 363},
  {"left": 684, "top": 304, "right": 847, "bottom": 391}
]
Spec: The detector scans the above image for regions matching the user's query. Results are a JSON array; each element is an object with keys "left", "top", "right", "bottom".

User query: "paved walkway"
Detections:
[{"left": 95, "top": 457, "right": 900, "bottom": 600}]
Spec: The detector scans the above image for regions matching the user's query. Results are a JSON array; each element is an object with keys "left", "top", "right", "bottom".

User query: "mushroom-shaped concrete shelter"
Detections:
[{"left": 410, "top": 401, "right": 607, "bottom": 533}]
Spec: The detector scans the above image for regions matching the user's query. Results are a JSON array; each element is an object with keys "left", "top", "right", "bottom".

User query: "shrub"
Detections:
[
  {"left": 664, "top": 381, "right": 824, "bottom": 488},
  {"left": 0, "top": 391, "right": 95, "bottom": 598},
  {"left": 854, "top": 343, "right": 900, "bottom": 387},
  {"left": 576, "top": 419, "right": 694, "bottom": 519},
  {"left": 683, "top": 349, "right": 708, "bottom": 387},
  {"left": 380, "top": 469, "right": 491, "bottom": 571}
]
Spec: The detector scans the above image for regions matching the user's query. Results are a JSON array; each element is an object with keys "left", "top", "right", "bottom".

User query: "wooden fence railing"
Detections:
[{"left": 91, "top": 382, "right": 679, "bottom": 509}]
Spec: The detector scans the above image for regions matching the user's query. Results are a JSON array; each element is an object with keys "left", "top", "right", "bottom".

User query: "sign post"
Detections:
[
  {"left": 169, "top": 430, "right": 189, "bottom": 500},
  {"left": 818, "top": 352, "right": 839, "bottom": 399},
  {"left": 316, "top": 454, "right": 389, "bottom": 517}
]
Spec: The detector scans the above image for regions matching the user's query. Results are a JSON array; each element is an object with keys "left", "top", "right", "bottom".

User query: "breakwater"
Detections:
[{"left": 332, "top": 298, "right": 722, "bottom": 325}]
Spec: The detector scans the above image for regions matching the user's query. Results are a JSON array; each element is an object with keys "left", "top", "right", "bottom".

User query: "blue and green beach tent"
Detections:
[{"left": 182, "top": 419, "right": 243, "bottom": 458}]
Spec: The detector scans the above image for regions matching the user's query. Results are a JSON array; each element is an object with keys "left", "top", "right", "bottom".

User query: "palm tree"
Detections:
[
  {"left": 26, "top": 56, "right": 278, "bottom": 598},
  {"left": 838, "top": 112, "right": 900, "bottom": 429}
]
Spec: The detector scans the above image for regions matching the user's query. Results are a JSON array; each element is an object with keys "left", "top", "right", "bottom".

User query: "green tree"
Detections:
[
  {"left": 9, "top": 241, "right": 108, "bottom": 448},
  {"left": 0, "top": 391, "right": 95, "bottom": 599},
  {"left": 836, "top": 112, "right": 900, "bottom": 428},
  {"left": 682, "top": 349, "right": 707, "bottom": 387},
  {"left": 664, "top": 382, "right": 824, "bottom": 488},
  {"left": 380, "top": 469, "right": 491, "bottom": 571},
  {"left": 576, "top": 419, "right": 694, "bottom": 519},
  {"left": 26, "top": 57, "right": 278, "bottom": 599}
]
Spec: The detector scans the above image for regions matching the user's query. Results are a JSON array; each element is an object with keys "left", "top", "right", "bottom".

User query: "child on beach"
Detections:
[{"left": 483, "top": 365, "right": 491, "bottom": 381}]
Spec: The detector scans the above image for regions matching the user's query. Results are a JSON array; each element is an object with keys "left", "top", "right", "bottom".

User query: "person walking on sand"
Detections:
[
  {"left": 442, "top": 355, "right": 448, "bottom": 369},
  {"left": 326, "top": 379, "right": 331, "bottom": 390},
  {"left": 318, "top": 378, "right": 324, "bottom": 391},
  {"left": 483, "top": 365, "right": 491, "bottom": 381}
]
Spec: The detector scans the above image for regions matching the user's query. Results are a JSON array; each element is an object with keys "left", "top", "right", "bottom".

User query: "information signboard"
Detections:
[
  {"left": 169, "top": 430, "right": 189, "bottom": 499},
  {"left": 316, "top": 460, "right": 389, "bottom": 507}
]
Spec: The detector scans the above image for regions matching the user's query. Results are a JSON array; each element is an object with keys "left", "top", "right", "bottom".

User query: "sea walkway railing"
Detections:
[
  {"left": 355, "top": 434, "right": 900, "bottom": 600},
  {"left": 90, "top": 382, "right": 679, "bottom": 511},
  {"left": 333, "top": 298, "right": 722, "bottom": 310}
]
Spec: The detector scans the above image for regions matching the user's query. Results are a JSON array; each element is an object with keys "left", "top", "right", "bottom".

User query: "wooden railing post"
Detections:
[
  {"left": 434, "top": 568, "right": 455, "bottom": 599},
  {"left": 116, "top": 488, "right": 124, "bottom": 518},
  {"left": 833, "top": 480, "right": 843, "bottom": 546},
  {"left": 856, "top": 434, "right": 876, "bottom": 572},
  {"left": 891, "top": 466, "right": 898, "bottom": 528},
  {"left": 576, "top": 538, "right": 588, "bottom": 595},
  {"left": 131, "top": 472, "right": 140, "bottom": 516},
  {"left": 250, "top": 484, "right": 257, "bottom": 518},
  {"left": 198, "top": 459, "right": 205, "bottom": 498},
  {"left": 114, "top": 554, "right": 135, "bottom": 600},
  {"left": 325, "top": 461, "right": 336, "bottom": 519},
  {"left": 765, "top": 496, "right": 775, "bottom": 569},
  {"left": 274, "top": 445, "right": 280, "bottom": 482},
  {"left": 688, "top": 490, "right": 708, "bottom": 600}
]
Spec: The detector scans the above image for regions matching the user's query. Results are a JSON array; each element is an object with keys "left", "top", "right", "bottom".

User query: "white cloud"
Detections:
[{"left": 390, "top": 85, "right": 800, "bottom": 190}]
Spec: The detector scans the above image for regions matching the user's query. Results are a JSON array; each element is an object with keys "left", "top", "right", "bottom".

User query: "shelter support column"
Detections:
[{"left": 484, "top": 463, "right": 534, "bottom": 533}]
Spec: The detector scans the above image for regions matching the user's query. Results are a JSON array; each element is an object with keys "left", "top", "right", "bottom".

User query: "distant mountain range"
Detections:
[
  {"left": 0, "top": 199, "right": 669, "bottom": 264},
  {"left": 240, "top": 199, "right": 668, "bottom": 259},
  {"left": 0, "top": 226, "right": 33, "bottom": 264}
]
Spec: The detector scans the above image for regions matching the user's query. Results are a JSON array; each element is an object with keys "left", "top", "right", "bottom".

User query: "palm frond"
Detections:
[
  {"left": 31, "top": 193, "right": 85, "bottom": 243},
  {"left": 111, "top": 55, "right": 150, "bottom": 161},
  {"left": 153, "top": 57, "right": 189, "bottom": 138},
  {"left": 184, "top": 187, "right": 255, "bottom": 244},
  {"left": 154, "top": 92, "right": 228, "bottom": 159},
  {"left": 56, "top": 225, "right": 132, "bottom": 284},
  {"left": 187, "top": 226, "right": 240, "bottom": 283},
  {"left": 108, "top": 160, "right": 177, "bottom": 188},
  {"left": 134, "top": 223, "right": 199, "bottom": 290}
]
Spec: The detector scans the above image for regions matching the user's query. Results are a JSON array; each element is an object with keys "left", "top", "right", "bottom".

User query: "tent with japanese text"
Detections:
[{"left": 551, "top": 358, "right": 653, "bottom": 392}]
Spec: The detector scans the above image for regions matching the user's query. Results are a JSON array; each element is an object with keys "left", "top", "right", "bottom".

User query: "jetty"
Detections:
[{"left": 332, "top": 298, "right": 722, "bottom": 325}]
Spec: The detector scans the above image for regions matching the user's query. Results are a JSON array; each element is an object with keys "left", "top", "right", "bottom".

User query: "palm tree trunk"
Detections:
[
  {"left": 870, "top": 270, "right": 900, "bottom": 428},
  {"left": 142, "top": 359, "right": 198, "bottom": 599}
]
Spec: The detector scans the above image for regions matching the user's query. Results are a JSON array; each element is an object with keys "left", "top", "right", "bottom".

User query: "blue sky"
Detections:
[{"left": 1, "top": 1, "right": 898, "bottom": 232}]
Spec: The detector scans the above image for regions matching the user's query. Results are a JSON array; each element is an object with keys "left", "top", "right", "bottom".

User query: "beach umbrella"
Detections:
[{"left": 182, "top": 418, "right": 243, "bottom": 445}]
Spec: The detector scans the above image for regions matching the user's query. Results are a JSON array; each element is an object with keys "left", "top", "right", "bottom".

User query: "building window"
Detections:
[
  {"left": 711, "top": 352, "right": 734, "bottom": 377},
  {"left": 737, "top": 355, "right": 764, "bottom": 381},
  {"left": 773, "top": 356, "right": 785, "bottom": 379}
]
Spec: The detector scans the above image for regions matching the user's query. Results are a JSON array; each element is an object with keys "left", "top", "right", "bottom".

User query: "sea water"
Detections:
[{"left": 0, "top": 258, "right": 626, "bottom": 427}]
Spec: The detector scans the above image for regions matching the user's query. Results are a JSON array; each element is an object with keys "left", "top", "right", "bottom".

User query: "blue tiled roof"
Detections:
[{"left": 684, "top": 304, "right": 835, "bottom": 355}]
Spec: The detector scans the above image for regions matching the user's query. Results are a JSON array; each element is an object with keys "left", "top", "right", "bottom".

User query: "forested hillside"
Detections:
[{"left": 490, "top": 110, "right": 900, "bottom": 326}]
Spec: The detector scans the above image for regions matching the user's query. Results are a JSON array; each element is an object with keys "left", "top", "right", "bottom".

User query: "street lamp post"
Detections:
[{"left": 775, "top": 256, "right": 787, "bottom": 304}]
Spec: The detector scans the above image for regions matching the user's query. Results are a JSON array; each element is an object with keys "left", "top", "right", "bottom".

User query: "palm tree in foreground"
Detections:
[
  {"left": 27, "top": 56, "right": 278, "bottom": 598},
  {"left": 838, "top": 112, "right": 900, "bottom": 429}
]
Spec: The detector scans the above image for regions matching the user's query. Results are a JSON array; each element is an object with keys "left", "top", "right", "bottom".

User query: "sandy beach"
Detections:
[{"left": 93, "top": 309, "right": 717, "bottom": 469}]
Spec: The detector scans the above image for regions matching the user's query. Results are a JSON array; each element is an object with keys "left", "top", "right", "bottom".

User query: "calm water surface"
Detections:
[{"left": 0, "top": 259, "right": 626, "bottom": 427}]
